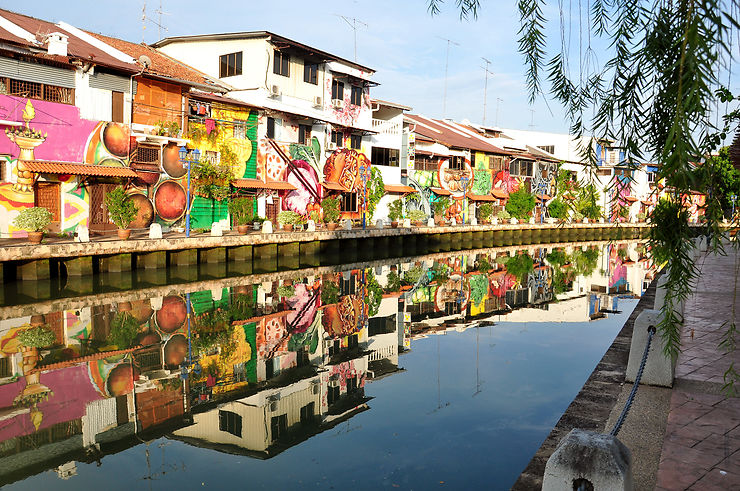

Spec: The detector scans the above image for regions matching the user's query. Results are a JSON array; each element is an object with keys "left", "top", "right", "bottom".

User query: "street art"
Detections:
[
  {"left": 87, "top": 355, "right": 138, "bottom": 398},
  {"left": 412, "top": 170, "right": 440, "bottom": 188},
  {"left": 61, "top": 178, "right": 87, "bottom": 232},
  {"left": 611, "top": 174, "right": 632, "bottom": 221},
  {"left": 472, "top": 169, "right": 493, "bottom": 195},
  {"left": 321, "top": 358, "right": 366, "bottom": 410},
  {"left": 493, "top": 169, "right": 520, "bottom": 193},
  {"left": 437, "top": 158, "right": 473, "bottom": 198},
  {"left": 325, "top": 78, "right": 370, "bottom": 127},
  {"left": 0, "top": 183, "right": 33, "bottom": 237},
  {"left": 324, "top": 148, "right": 371, "bottom": 192},
  {"left": 322, "top": 294, "right": 366, "bottom": 338},
  {"left": 189, "top": 107, "right": 257, "bottom": 179}
]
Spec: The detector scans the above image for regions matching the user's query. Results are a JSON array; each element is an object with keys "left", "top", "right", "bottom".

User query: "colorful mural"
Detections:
[
  {"left": 437, "top": 158, "right": 473, "bottom": 198},
  {"left": 324, "top": 148, "right": 371, "bottom": 192},
  {"left": 493, "top": 169, "right": 520, "bottom": 193},
  {"left": 472, "top": 169, "right": 493, "bottom": 195}
]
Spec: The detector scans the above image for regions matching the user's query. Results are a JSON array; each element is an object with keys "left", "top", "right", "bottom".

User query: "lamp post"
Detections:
[
  {"left": 359, "top": 164, "right": 369, "bottom": 229},
  {"left": 731, "top": 194, "right": 737, "bottom": 219},
  {"left": 179, "top": 147, "right": 201, "bottom": 238},
  {"left": 460, "top": 176, "right": 469, "bottom": 225}
]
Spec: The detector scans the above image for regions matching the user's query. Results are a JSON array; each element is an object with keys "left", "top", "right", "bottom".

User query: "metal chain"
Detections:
[{"left": 610, "top": 325, "right": 656, "bottom": 437}]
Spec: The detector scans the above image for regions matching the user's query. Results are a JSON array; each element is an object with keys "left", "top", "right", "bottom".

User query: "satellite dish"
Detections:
[{"left": 138, "top": 55, "right": 152, "bottom": 68}]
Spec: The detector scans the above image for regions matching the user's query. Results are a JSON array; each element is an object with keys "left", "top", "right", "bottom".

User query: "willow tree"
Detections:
[{"left": 429, "top": 0, "right": 739, "bottom": 392}]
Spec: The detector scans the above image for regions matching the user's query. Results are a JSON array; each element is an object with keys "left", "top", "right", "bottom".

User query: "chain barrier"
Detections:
[{"left": 610, "top": 325, "right": 656, "bottom": 437}]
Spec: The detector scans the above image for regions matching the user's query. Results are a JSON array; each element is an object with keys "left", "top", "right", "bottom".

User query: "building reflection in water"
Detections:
[{"left": 0, "top": 240, "right": 655, "bottom": 484}]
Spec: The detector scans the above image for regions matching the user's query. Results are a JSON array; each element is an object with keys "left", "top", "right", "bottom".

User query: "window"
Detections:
[
  {"left": 6, "top": 78, "right": 74, "bottom": 105},
  {"left": 346, "top": 376, "right": 358, "bottom": 393},
  {"left": 415, "top": 155, "right": 440, "bottom": 172},
  {"left": 331, "top": 130, "right": 343, "bottom": 147},
  {"left": 303, "top": 62, "right": 318, "bottom": 84},
  {"left": 332, "top": 79, "right": 344, "bottom": 101},
  {"left": 327, "top": 385, "right": 340, "bottom": 405},
  {"left": 112, "top": 91, "right": 124, "bottom": 123},
  {"left": 597, "top": 168, "right": 612, "bottom": 176},
  {"left": 510, "top": 159, "right": 533, "bottom": 177},
  {"left": 203, "top": 150, "right": 220, "bottom": 166},
  {"left": 300, "top": 402, "right": 315, "bottom": 424},
  {"left": 233, "top": 120, "right": 247, "bottom": 139},
  {"left": 615, "top": 168, "right": 632, "bottom": 177},
  {"left": 219, "top": 410, "right": 242, "bottom": 437},
  {"left": 267, "top": 117, "right": 276, "bottom": 139},
  {"left": 489, "top": 155, "right": 505, "bottom": 171},
  {"left": 448, "top": 155, "right": 465, "bottom": 170},
  {"left": 270, "top": 414, "right": 287, "bottom": 442},
  {"left": 371, "top": 147, "right": 399, "bottom": 167},
  {"left": 341, "top": 192, "right": 358, "bottom": 212},
  {"left": 349, "top": 134, "right": 361, "bottom": 150},
  {"left": 647, "top": 172, "right": 656, "bottom": 183},
  {"left": 347, "top": 333, "right": 358, "bottom": 350},
  {"left": 537, "top": 145, "right": 555, "bottom": 154},
  {"left": 273, "top": 50, "right": 290, "bottom": 77},
  {"left": 341, "top": 275, "right": 356, "bottom": 296},
  {"left": 219, "top": 52, "right": 242, "bottom": 78},
  {"left": 298, "top": 124, "right": 311, "bottom": 145},
  {"left": 350, "top": 86, "right": 362, "bottom": 106}
]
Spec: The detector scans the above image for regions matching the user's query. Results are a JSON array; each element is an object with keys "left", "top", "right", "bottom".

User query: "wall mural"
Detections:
[
  {"left": 493, "top": 169, "right": 520, "bottom": 194},
  {"left": 324, "top": 78, "right": 371, "bottom": 127},
  {"left": 437, "top": 158, "right": 473, "bottom": 198},
  {"left": 324, "top": 148, "right": 371, "bottom": 192},
  {"left": 611, "top": 174, "right": 632, "bottom": 220},
  {"left": 472, "top": 169, "right": 493, "bottom": 195}
]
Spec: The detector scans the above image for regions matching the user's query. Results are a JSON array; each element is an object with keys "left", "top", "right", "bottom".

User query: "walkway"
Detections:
[{"left": 655, "top": 246, "right": 740, "bottom": 490}]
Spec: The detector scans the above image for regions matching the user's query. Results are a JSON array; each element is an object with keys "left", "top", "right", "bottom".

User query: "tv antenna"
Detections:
[
  {"left": 336, "top": 15, "right": 367, "bottom": 62},
  {"left": 481, "top": 57, "right": 494, "bottom": 126},
  {"left": 141, "top": 1, "right": 169, "bottom": 43},
  {"left": 437, "top": 36, "right": 459, "bottom": 118}
]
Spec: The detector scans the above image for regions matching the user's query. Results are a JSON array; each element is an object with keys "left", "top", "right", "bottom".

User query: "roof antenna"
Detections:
[
  {"left": 437, "top": 36, "right": 459, "bottom": 119},
  {"left": 153, "top": 0, "right": 170, "bottom": 41},
  {"left": 335, "top": 15, "right": 367, "bottom": 62},
  {"left": 481, "top": 57, "right": 494, "bottom": 126},
  {"left": 141, "top": 2, "right": 146, "bottom": 43}
]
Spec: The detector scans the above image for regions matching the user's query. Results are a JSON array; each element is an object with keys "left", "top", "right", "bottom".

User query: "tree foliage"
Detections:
[{"left": 506, "top": 187, "right": 536, "bottom": 219}]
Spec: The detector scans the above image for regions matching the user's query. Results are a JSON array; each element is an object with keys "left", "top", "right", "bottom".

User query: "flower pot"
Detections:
[
  {"left": 413, "top": 220, "right": 424, "bottom": 227},
  {"left": 283, "top": 224, "right": 294, "bottom": 232},
  {"left": 117, "top": 229, "right": 131, "bottom": 240},
  {"left": 435, "top": 218, "right": 445, "bottom": 227},
  {"left": 327, "top": 222, "right": 338, "bottom": 231},
  {"left": 391, "top": 221, "right": 399, "bottom": 228},
  {"left": 237, "top": 225, "right": 249, "bottom": 234},
  {"left": 27, "top": 231, "right": 43, "bottom": 244}
]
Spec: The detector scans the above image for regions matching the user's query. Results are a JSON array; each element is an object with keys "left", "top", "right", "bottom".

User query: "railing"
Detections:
[{"left": 372, "top": 118, "right": 401, "bottom": 136}]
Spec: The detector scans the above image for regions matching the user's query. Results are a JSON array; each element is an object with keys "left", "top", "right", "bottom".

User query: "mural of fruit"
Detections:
[
  {"left": 162, "top": 143, "right": 186, "bottom": 178},
  {"left": 154, "top": 180, "right": 187, "bottom": 221},
  {"left": 102, "top": 123, "right": 133, "bottom": 158},
  {"left": 324, "top": 148, "right": 370, "bottom": 192},
  {"left": 438, "top": 159, "right": 474, "bottom": 198},
  {"left": 107, "top": 363, "right": 140, "bottom": 397},
  {"left": 164, "top": 334, "right": 188, "bottom": 367},
  {"left": 155, "top": 295, "right": 187, "bottom": 333},
  {"left": 284, "top": 160, "right": 320, "bottom": 214},
  {"left": 135, "top": 331, "right": 161, "bottom": 347},
  {"left": 129, "top": 299, "right": 154, "bottom": 325},
  {"left": 133, "top": 168, "right": 160, "bottom": 187},
  {"left": 128, "top": 193, "right": 154, "bottom": 229}
]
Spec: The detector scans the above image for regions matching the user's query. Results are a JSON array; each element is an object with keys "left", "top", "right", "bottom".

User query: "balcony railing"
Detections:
[{"left": 372, "top": 119, "right": 401, "bottom": 136}]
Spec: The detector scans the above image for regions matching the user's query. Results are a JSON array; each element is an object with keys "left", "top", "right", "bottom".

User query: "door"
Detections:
[
  {"left": 34, "top": 182, "right": 61, "bottom": 232},
  {"left": 89, "top": 183, "right": 117, "bottom": 234},
  {"left": 264, "top": 198, "right": 279, "bottom": 223}
]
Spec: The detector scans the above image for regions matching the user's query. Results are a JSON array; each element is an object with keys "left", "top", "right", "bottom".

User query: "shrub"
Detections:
[
  {"left": 505, "top": 188, "right": 536, "bottom": 219},
  {"left": 310, "top": 210, "right": 321, "bottom": 223},
  {"left": 110, "top": 312, "right": 140, "bottom": 349},
  {"left": 548, "top": 198, "right": 568, "bottom": 219},
  {"left": 388, "top": 199, "right": 404, "bottom": 221},
  {"left": 228, "top": 197, "right": 254, "bottom": 225},
  {"left": 497, "top": 208, "right": 511, "bottom": 220},
  {"left": 636, "top": 211, "right": 646, "bottom": 222},
  {"left": 104, "top": 186, "right": 138, "bottom": 229},
  {"left": 433, "top": 196, "right": 451, "bottom": 216},
  {"left": 13, "top": 207, "right": 52, "bottom": 232},
  {"left": 321, "top": 197, "right": 341, "bottom": 223},
  {"left": 321, "top": 280, "right": 339, "bottom": 305},
  {"left": 407, "top": 209, "right": 428, "bottom": 222},
  {"left": 478, "top": 203, "right": 494, "bottom": 221},
  {"left": 277, "top": 210, "right": 300, "bottom": 225},
  {"left": 384, "top": 270, "right": 401, "bottom": 293},
  {"left": 18, "top": 325, "right": 56, "bottom": 348},
  {"left": 277, "top": 285, "right": 296, "bottom": 298}
]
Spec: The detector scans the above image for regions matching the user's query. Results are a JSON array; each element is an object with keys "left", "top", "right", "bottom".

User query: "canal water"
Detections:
[{"left": 0, "top": 240, "right": 653, "bottom": 489}]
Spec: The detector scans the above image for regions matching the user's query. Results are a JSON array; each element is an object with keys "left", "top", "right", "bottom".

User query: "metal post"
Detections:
[
  {"left": 460, "top": 176, "right": 469, "bottom": 225},
  {"left": 180, "top": 147, "right": 200, "bottom": 238},
  {"left": 360, "top": 164, "right": 368, "bottom": 229}
]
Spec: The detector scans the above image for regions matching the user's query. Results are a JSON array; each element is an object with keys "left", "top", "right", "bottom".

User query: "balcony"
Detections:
[{"left": 372, "top": 119, "right": 401, "bottom": 136}]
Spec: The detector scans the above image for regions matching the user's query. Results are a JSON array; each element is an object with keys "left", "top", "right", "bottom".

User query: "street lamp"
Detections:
[
  {"left": 359, "top": 164, "right": 369, "bottom": 229},
  {"left": 460, "top": 176, "right": 469, "bottom": 225},
  {"left": 731, "top": 194, "right": 737, "bottom": 219},
  {"left": 179, "top": 147, "right": 201, "bottom": 238}
]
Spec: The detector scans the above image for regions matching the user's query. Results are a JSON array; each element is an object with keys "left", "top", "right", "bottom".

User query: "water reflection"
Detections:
[{"left": 0, "top": 240, "right": 655, "bottom": 487}]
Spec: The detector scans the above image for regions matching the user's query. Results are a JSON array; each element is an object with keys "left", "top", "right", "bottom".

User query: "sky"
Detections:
[{"left": 7, "top": 1, "right": 735, "bottom": 138}]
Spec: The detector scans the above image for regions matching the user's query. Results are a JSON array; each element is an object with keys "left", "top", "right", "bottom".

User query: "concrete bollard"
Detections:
[
  {"left": 306, "top": 219, "right": 316, "bottom": 232},
  {"left": 342, "top": 219, "right": 352, "bottom": 230},
  {"left": 148, "top": 223, "right": 162, "bottom": 239},
  {"left": 403, "top": 218, "right": 411, "bottom": 228},
  {"left": 543, "top": 428, "right": 633, "bottom": 491},
  {"left": 653, "top": 273, "right": 685, "bottom": 319},
  {"left": 470, "top": 217, "right": 478, "bottom": 226},
  {"left": 625, "top": 309, "right": 674, "bottom": 387},
  {"left": 427, "top": 218, "right": 435, "bottom": 227},
  {"left": 74, "top": 225, "right": 89, "bottom": 243},
  {"left": 376, "top": 219, "right": 385, "bottom": 229},
  {"left": 210, "top": 222, "right": 223, "bottom": 237},
  {"left": 261, "top": 220, "right": 273, "bottom": 234},
  {"left": 509, "top": 218, "right": 518, "bottom": 225}
]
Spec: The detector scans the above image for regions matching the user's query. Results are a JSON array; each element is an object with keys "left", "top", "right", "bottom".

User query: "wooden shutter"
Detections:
[
  {"left": 112, "top": 91, "right": 124, "bottom": 123},
  {"left": 35, "top": 182, "right": 61, "bottom": 232}
]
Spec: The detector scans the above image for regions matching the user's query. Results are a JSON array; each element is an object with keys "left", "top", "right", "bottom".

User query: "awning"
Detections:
[
  {"left": 384, "top": 184, "right": 416, "bottom": 194},
  {"left": 430, "top": 187, "right": 451, "bottom": 196},
  {"left": 640, "top": 199, "right": 655, "bottom": 206},
  {"left": 491, "top": 189, "right": 509, "bottom": 199},
  {"left": 322, "top": 181, "right": 348, "bottom": 192},
  {"left": 232, "top": 179, "right": 296, "bottom": 190},
  {"left": 536, "top": 194, "right": 551, "bottom": 201},
  {"left": 624, "top": 196, "right": 638, "bottom": 203},
  {"left": 23, "top": 161, "right": 138, "bottom": 178},
  {"left": 466, "top": 193, "right": 498, "bottom": 202}
]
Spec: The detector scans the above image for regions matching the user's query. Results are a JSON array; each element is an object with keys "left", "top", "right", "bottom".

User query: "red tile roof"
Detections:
[
  {"left": 406, "top": 114, "right": 508, "bottom": 155},
  {"left": 491, "top": 189, "right": 509, "bottom": 199},
  {"left": 190, "top": 91, "right": 256, "bottom": 109},
  {"left": 466, "top": 193, "right": 498, "bottom": 202},
  {"left": 233, "top": 178, "right": 296, "bottom": 190},
  {"left": 24, "top": 161, "right": 138, "bottom": 177},
  {"left": 0, "top": 9, "right": 137, "bottom": 73},
  {"left": 430, "top": 188, "right": 451, "bottom": 196},
  {"left": 384, "top": 184, "right": 416, "bottom": 194},
  {"left": 322, "top": 181, "right": 347, "bottom": 191},
  {"left": 87, "top": 31, "right": 225, "bottom": 90}
]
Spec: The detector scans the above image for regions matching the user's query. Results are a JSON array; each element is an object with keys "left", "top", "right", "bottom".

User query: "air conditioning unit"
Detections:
[
  {"left": 269, "top": 400, "right": 279, "bottom": 412},
  {"left": 269, "top": 85, "right": 281, "bottom": 97},
  {"left": 327, "top": 142, "right": 337, "bottom": 151},
  {"left": 313, "top": 96, "right": 323, "bottom": 107},
  {"left": 331, "top": 98, "right": 343, "bottom": 109},
  {"left": 311, "top": 381, "right": 320, "bottom": 395}
]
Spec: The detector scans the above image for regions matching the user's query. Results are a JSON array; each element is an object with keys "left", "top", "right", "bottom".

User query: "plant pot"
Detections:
[
  {"left": 237, "top": 225, "right": 249, "bottom": 234},
  {"left": 435, "top": 218, "right": 445, "bottom": 227},
  {"left": 117, "top": 229, "right": 131, "bottom": 240},
  {"left": 391, "top": 221, "right": 399, "bottom": 228},
  {"left": 327, "top": 222, "right": 338, "bottom": 231},
  {"left": 282, "top": 224, "right": 294, "bottom": 232},
  {"left": 413, "top": 220, "right": 424, "bottom": 227},
  {"left": 27, "top": 231, "right": 43, "bottom": 244}
]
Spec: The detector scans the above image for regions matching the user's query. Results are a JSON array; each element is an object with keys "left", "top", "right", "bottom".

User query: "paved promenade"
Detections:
[{"left": 655, "top": 246, "right": 740, "bottom": 490}]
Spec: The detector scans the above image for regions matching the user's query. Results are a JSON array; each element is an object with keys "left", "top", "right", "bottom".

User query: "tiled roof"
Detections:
[
  {"left": 406, "top": 114, "right": 508, "bottom": 155},
  {"left": 491, "top": 189, "right": 509, "bottom": 199},
  {"left": 233, "top": 178, "right": 296, "bottom": 190},
  {"left": 384, "top": 184, "right": 416, "bottom": 194},
  {"left": 0, "top": 9, "right": 137, "bottom": 72},
  {"left": 430, "top": 188, "right": 451, "bottom": 196},
  {"left": 87, "top": 31, "right": 226, "bottom": 90},
  {"left": 466, "top": 193, "right": 498, "bottom": 202},
  {"left": 190, "top": 91, "right": 256, "bottom": 108},
  {"left": 322, "top": 182, "right": 346, "bottom": 191},
  {"left": 24, "top": 161, "right": 138, "bottom": 177}
]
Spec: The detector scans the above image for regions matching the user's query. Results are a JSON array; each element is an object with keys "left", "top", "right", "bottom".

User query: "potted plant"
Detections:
[
  {"left": 497, "top": 209, "right": 511, "bottom": 223},
  {"left": 13, "top": 207, "right": 53, "bottom": 244},
  {"left": 228, "top": 197, "right": 254, "bottom": 234},
  {"left": 407, "top": 209, "right": 428, "bottom": 226},
  {"left": 310, "top": 210, "right": 322, "bottom": 228},
  {"left": 321, "top": 197, "right": 341, "bottom": 230},
  {"left": 432, "top": 197, "right": 451, "bottom": 226},
  {"left": 277, "top": 210, "right": 300, "bottom": 231},
  {"left": 388, "top": 199, "right": 403, "bottom": 228},
  {"left": 636, "top": 211, "right": 646, "bottom": 222},
  {"left": 105, "top": 186, "right": 139, "bottom": 240},
  {"left": 478, "top": 203, "right": 494, "bottom": 224}
]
